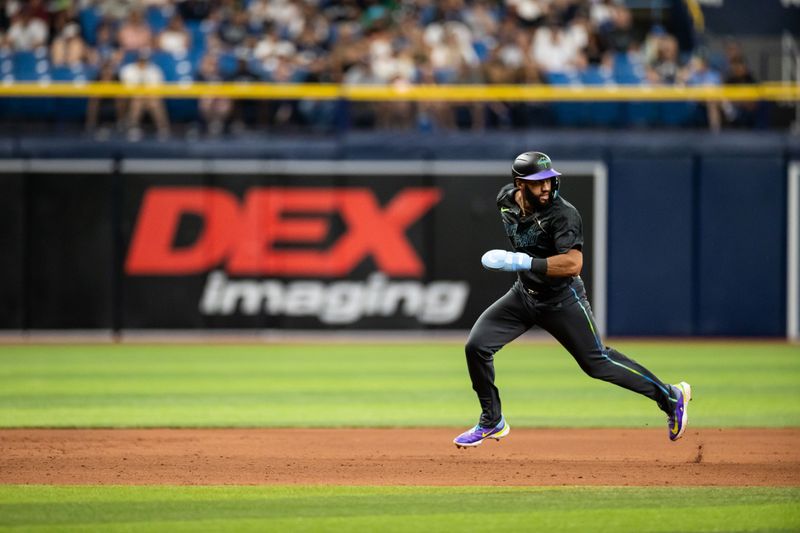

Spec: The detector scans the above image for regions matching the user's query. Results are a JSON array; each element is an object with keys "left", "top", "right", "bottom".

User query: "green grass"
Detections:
[
  {"left": 0, "top": 485, "right": 797, "bottom": 532},
  {"left": 0, "top": 342, "right": 798, "bottom": 428}
]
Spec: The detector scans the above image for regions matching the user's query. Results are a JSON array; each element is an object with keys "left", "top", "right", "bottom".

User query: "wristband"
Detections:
[{"left": 531, "top": 258, "right": 548, "bottom": 275}]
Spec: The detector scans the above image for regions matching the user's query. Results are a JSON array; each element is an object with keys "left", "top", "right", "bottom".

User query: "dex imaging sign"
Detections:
[
  {"left": 126, "top": 187, "right": 442, "bottom": 276},
  {"left": 124, "top": 185, "right": 469, "bottom": 326}
]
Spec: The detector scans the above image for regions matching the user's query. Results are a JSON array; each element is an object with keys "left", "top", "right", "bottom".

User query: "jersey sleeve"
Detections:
[
  {"left": 496, "top": 183, "right": 517, "bottom": 209},
  {"left": 552, "top": 206, "right": 583, "bottom": 253}
]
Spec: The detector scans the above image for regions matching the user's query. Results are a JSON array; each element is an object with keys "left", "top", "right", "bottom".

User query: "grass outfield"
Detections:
[
  {"left": 0, "top": 342, "right": 798, "bottom": 428},
  {"left": 0, "top": 486, "right": 798, "bottom": 532}
]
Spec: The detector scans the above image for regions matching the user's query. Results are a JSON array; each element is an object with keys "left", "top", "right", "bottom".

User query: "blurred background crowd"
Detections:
[{"left": 0, "top": 0, "right": 765, "bottom": 137}]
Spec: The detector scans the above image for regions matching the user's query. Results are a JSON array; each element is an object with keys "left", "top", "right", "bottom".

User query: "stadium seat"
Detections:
[
  {"left": 78, "top": 6, "right": 101, "bottom": 46},
  {"left": 1, "top": 50, "right": 12, "bottom": 77},
  {"left": 146, "top": 6, "right": 171, "bottom": 34},
  {"left": 185, "top": 20, "right": 209, "bottom": 56},
  {"left": 434, "top": 68, "right": 458, "bottom": 84},
  {"left": 247, "top": 58, "right": 269, "bottom": 80},
  {"left": 580, "top": 66, "right": 621, "bottom": 127},
  {"left": 11, "top": 51, "right": 45, "bottom": 81},
  {"left": 472, "top": 40, "right": 490, "bottom": 62},
  {"left": 152, "top": 51, "right": 178, "bottom": 81},
  {"left": 9, "top": 51, "right": 53, "bottom": 119},
  {"left": 613, "top": 56, "right": 658, "bottom": 127},
  {"left": 120, "top": 50, "right": 139, "bottom": 67},
  {"left": 547, "top": 71, "right": 583, "bottom": 127},
  {"left": 147, "top": 51, "right": 197, "bottom": 121},
  {"left": 612, "top": 52, "right": 643, "bottom": 83},
  {"left": 659, "top": 100, "right": 698, "bottom": 127},
  {"left": 217, "top": 53, "right": 239, "bottom": 79},
  {"left": 50, "top": 65, "right": 95, "bottom": 121},
  {"left": 0, "top": 51, "right": 11, "bottom": 116}
]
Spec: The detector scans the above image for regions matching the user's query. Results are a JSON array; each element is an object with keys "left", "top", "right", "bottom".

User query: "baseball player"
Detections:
[{"left": 453, "top": 151, "right": 691, "bottom": 448}]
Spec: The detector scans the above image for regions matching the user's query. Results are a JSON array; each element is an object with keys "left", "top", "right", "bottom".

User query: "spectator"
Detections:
[
  {"left": 341, "top": 54, "right": 381, "bottom": 127},
  {"left": 86, "top": 59, "right": 126, "bottom": 139},
  {"left": 118, "top": 9, "right": 153, "bottom": 52},
  {"left": 26, "top": 0, "right": 50, "bottom": 25},
  {"left": 716, "top": 39, "right": 747, "bottom": 78},
  {"left": 253, "top": 25, "right": 296, "bottom": 75},
  {"left": 98, "top": 0, "right": 136, "bottom": 23},
  {"left": 463, "top": 0, "right": 499, "bottom": 44},
  {"left": 0, "top": 7, "right": 8, "bottom": 47},
  {"left": 532, "top": 20, "right": 580, "bottom": 74},
  {"left": 682, "top": 55, "right": 721, "bottom": 86},
  {"left": 415, "top": 58, "right": 454, "bottom": 130},
  {"left": 260, "top": 0, "right": 304, "bottom": 40},
  {"left": 566, "top": 10, "right": 591, "bottom": 57},
  {"left": 429, "top": 24, "right": 476, "bottom": 82},
  {"left": 589, "top": 0, "right": 615, "bottom": 31},
  {"left": 495, "top": 29, "right": 527, "bottom": 71},
  {"left": 228, "top": 54, "right": 260, "bottom": 83},
  {"left": 119, "top": 50, "right": 170, "bottom": 140},
  {"left": 0, "top": 0, "right": 758, "bottom": 132},
  {"left": 599, "top": 4, "right": 633, "bottom": 54},
  {"left": 217, "top": 8, "right": 254, "bottom": 52},
  {"left": 49, "top": 8, "right": 77, "bottom": 48},
  {"left": 507, "top": 0, "right": 547, "bottom": 26},
  {"left": 93, "top": 23, "right": 120, "bottom": 66},
  {"left": 195, "top": 53, "right": 232, "bottom": 136},
  {"left": 177, "top": 0, "right": 213, "bottom": 22},
  {"left": 296, "top": 54, "right": 337, "bottom": 130},
  {"left": 7, "top": 7, "right": 49, "bottom": 51},
  {"left": 294, "top": 21, "right": 328, "bottom": 66},
  {"left": 583, "top": 27, "right": 605, "bottom": 66},
  {"left": 649, "top": 34, "right": 680, "bottom": 84},
  {"left": 51, "top": 22, "right": 90, "bottom": 67},
  {"left": 226, "top": 55, "right": 261, "bottom": 133},
  {"left": 247, "top": 0, "right": 272, "bottom": 28},
  {"left": 722, "top": 57, "right": 759, "bottom": 128},
  {"left": 158, "top": 15, "right": 191, "bottom": 56},
  {"left": 329, "top": 21, "right": 365, "bottom": 82},
  {"left": 681, "top": 55, "right": 722, "bottom": 131},
  {"left": 376, "top": 48, "right": 416, "bottom": 129},
  {"left": 321, "top": 0, "right": 361, "bottom": 24},
  {"left": 366, "top": 26, "right": 394, "bottom": 83}
]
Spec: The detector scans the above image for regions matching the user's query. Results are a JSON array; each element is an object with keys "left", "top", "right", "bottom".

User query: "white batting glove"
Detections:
[{"left": 481, "top": 249, "right": 533, "bottom": 272}]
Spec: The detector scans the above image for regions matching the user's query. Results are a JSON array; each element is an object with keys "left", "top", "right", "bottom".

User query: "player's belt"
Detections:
[
  {"left": 523, "top": 285, "right": 556, "bottom": 298},
  {"left": 520, "top": 279, "right": 575, "bottom": 301}
]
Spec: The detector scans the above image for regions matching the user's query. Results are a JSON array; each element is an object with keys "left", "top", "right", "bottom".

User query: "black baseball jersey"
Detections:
[{"left": 496, "top": 183, "right": 583, "bottom": 293}]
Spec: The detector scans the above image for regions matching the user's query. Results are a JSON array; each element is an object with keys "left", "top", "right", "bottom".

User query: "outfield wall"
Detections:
[{"left": 0, "top": 131, "right": 796, "bottom": 337}]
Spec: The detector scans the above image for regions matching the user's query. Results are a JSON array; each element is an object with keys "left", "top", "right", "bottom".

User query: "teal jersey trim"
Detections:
[{"left": 569, "top": 287, "right": 674, "bottom": 401}]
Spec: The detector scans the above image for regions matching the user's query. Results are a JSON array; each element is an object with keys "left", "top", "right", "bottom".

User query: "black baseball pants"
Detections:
[{"left": 465, "top": 278, "right": 676, "bottom": 427}]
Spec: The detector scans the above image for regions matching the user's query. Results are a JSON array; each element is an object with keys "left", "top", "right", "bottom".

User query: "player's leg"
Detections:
[
  {"left": 454, "top": 285, "right": 533, "bottom": 447},
  {"left": 465, "top": 285, "right": 534, "bottom": 427},
  {"left": 541, "top": 290, "right": 693, "bottom": 441},
  {"left": 536, "top": 283, "right": 676, "bottom": 415}
]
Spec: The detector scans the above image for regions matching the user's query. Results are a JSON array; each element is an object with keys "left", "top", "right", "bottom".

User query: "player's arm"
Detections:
[
  {"left": 480, "top": 248, "right": 581, "bottom": 277},
  {"left": 541, "top": 248, "right": 582, "bottom": 277}
]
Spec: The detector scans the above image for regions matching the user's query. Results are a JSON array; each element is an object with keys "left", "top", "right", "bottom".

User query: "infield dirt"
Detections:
[{"left": 1, "top": 428, "right": 798, "bottom": 486}]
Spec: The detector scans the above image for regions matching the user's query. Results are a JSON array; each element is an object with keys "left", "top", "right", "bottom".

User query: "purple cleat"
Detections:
[
  {"left": 668, "top": 381, "right": 692, "bottom": 441},
  {"left": 453, "top": 417, "right": 510, "bottom": 448}
]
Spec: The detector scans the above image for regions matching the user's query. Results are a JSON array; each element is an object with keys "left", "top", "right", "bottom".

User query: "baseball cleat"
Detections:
[
  {"left": 453, "top": 417, "right": 510, "bottom": 448},
  {"left": 668, "top": 381, "right": 692, "bottom": 441}
]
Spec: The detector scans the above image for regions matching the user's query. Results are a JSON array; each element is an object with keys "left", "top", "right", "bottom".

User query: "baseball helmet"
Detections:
[{"left": 511, "top": 151, "right": 561, "bottom": 198}]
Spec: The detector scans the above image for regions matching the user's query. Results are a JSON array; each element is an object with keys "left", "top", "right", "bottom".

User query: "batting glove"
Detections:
[{"left": 481, "top": 249, "right": 532, "bottom": 272}]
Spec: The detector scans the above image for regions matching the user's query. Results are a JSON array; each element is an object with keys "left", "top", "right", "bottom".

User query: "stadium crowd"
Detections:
[{"left": 0, "top": 0, "right": 760, "bottom": 137}]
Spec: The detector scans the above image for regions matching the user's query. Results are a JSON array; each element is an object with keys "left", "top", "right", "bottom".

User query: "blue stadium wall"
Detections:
[{"left": 0, "top": 130, "right": 797, "bottom": 337}]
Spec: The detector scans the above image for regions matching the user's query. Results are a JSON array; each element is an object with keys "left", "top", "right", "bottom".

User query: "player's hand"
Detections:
[{"left": 481, "top": 249, "right": 532, "bottom": 272}]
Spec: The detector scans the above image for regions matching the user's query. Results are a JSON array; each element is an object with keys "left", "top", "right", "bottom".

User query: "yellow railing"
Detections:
[{"left": 0, "top": 82, "right": 797, "bottom": 101}]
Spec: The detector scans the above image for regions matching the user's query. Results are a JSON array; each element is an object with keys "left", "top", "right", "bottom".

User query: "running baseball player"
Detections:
[{"left": 454, "top": 151, "right": 691, "bottom": 448}]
